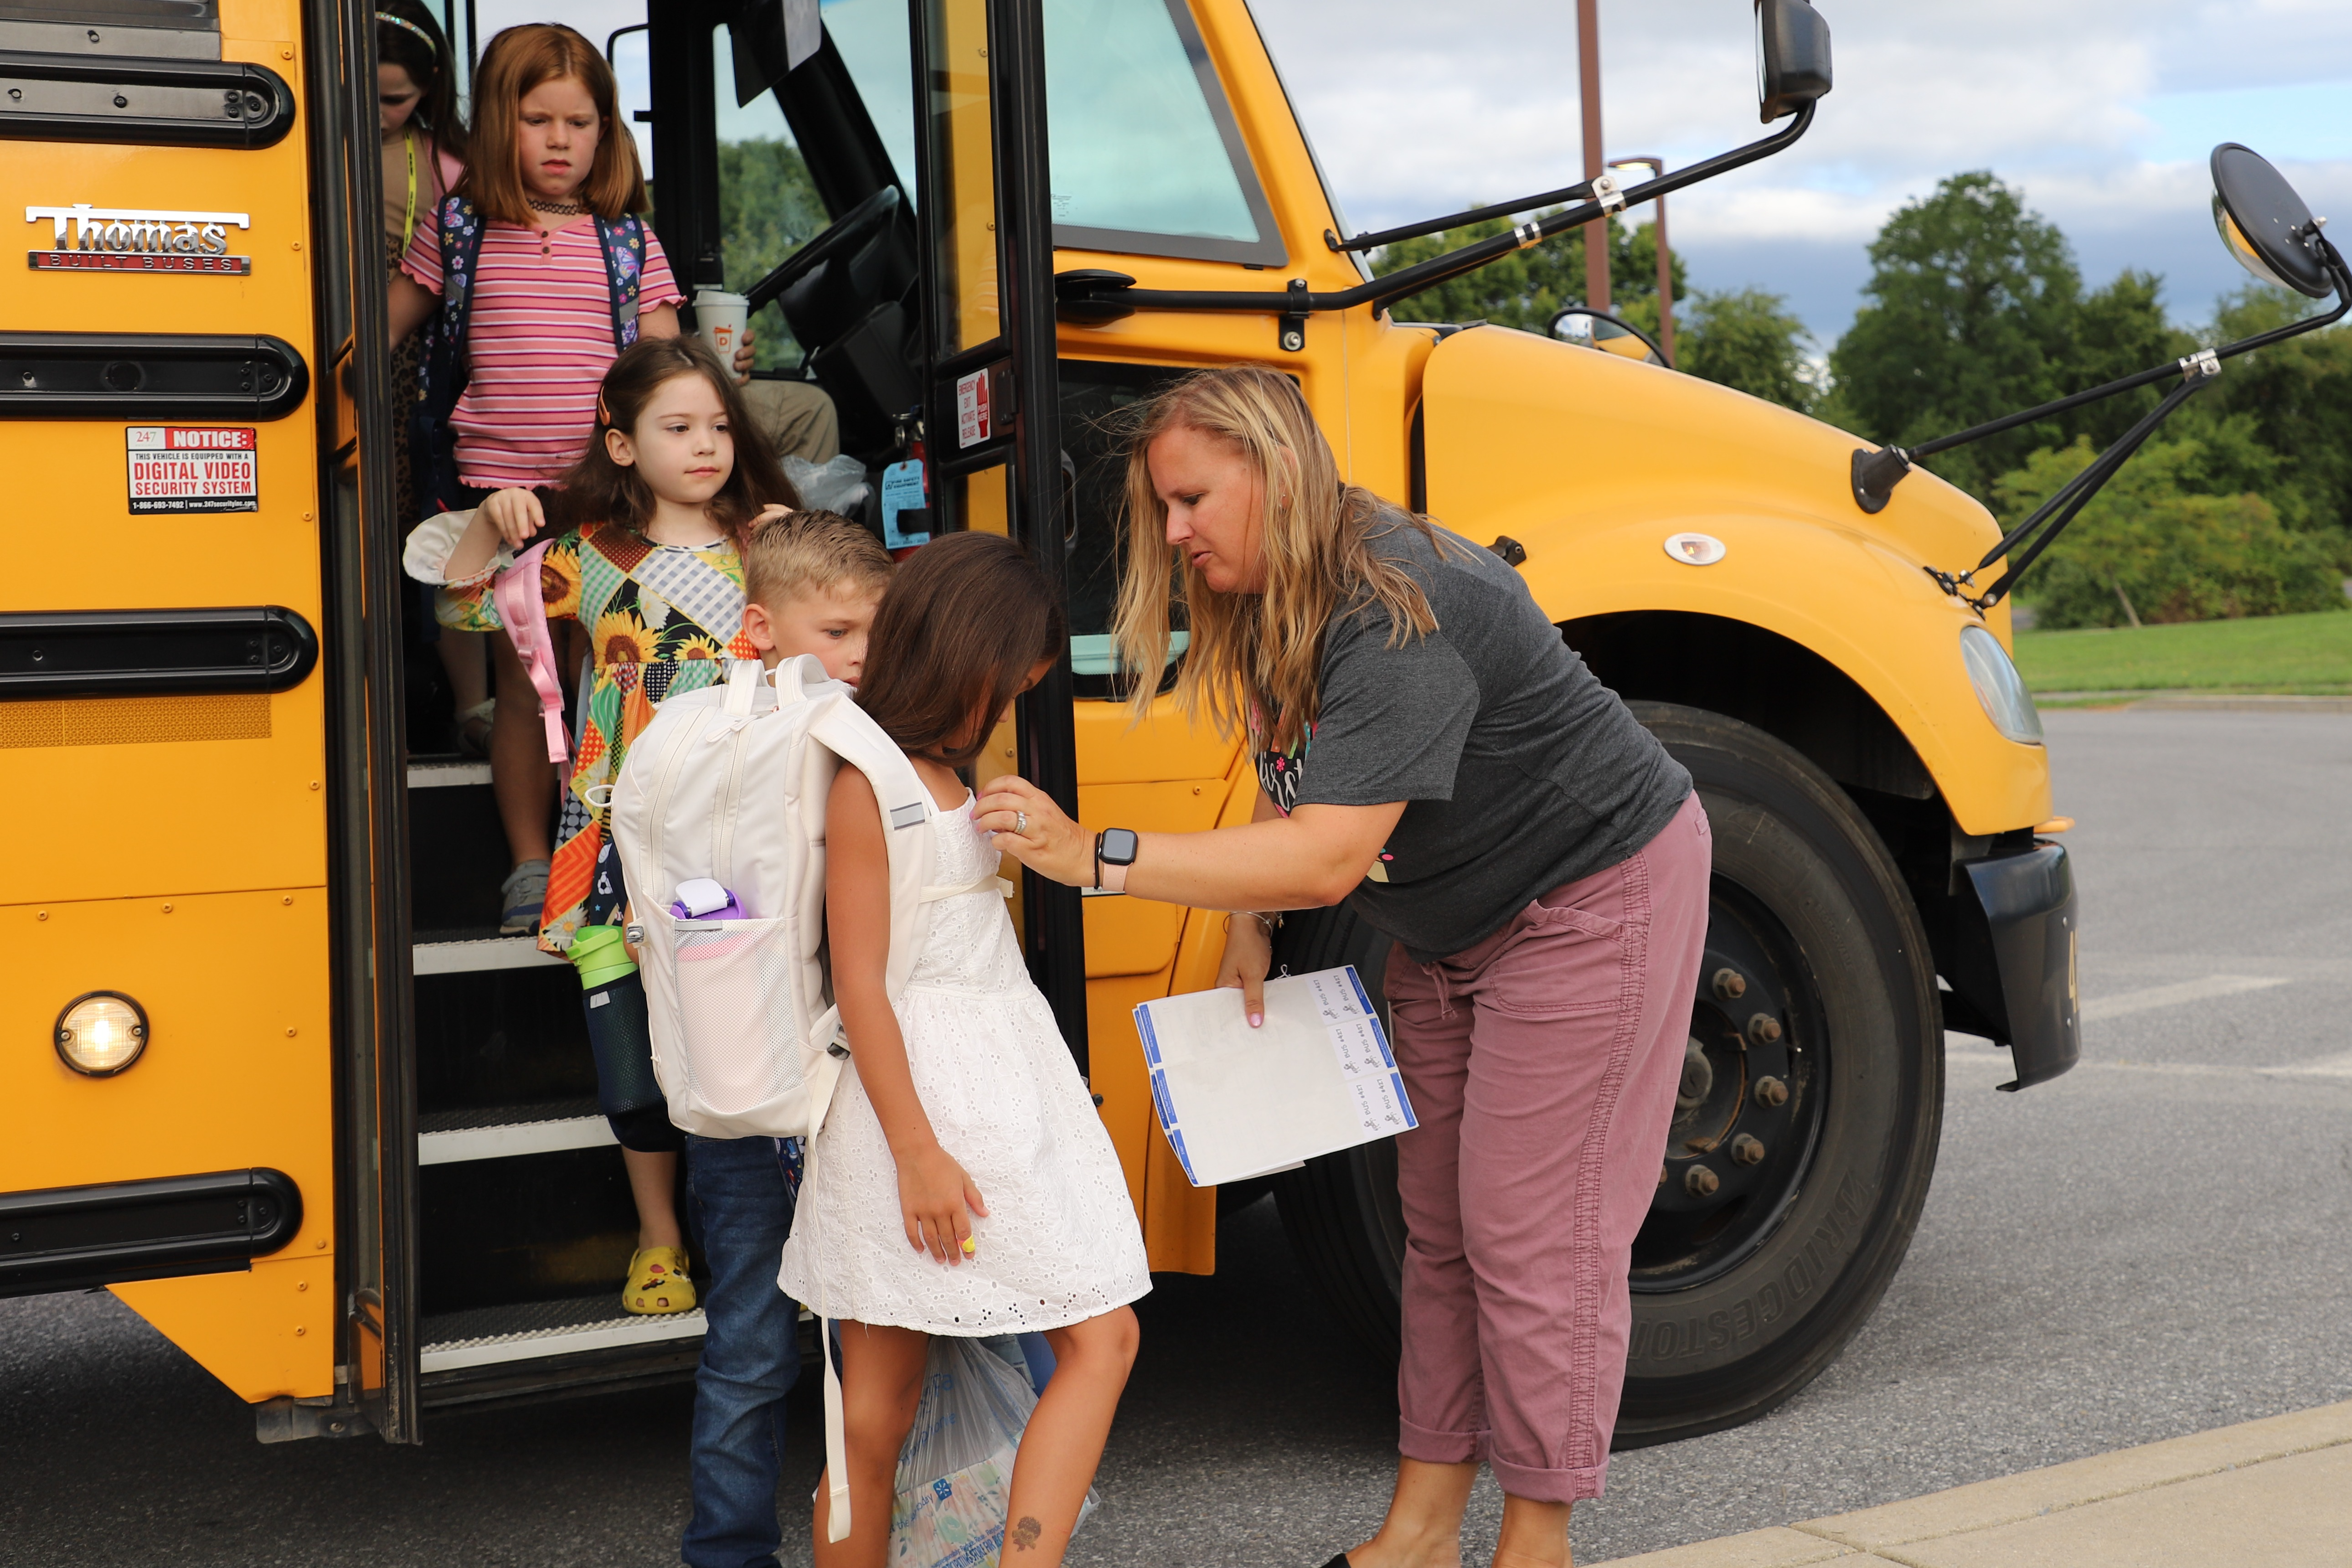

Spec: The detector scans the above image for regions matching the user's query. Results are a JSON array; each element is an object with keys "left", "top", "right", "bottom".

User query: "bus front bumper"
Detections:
[{"left": 1950, "top": 840, "right": 2080, "bottom": 1091}]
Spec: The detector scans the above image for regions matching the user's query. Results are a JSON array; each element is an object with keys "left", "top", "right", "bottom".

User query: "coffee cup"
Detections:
[{"left": 693, "top": 287, "right": 751, "bottom": 363}]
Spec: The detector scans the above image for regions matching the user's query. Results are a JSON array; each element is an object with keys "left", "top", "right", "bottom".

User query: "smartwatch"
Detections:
[{"left": 1095, "top": 827, "right": 1139, "bottom": 892}]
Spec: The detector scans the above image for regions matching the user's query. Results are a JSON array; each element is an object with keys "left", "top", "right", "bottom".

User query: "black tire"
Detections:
[
  {"left": 1271, "top": 703, "right": 1944, "bottom": 1446},
  {"left": 1269, "top": 903, "right": 1408, "bottom": 1351}
]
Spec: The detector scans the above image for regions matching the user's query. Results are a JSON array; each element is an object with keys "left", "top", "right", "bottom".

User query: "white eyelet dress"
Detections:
[{"left": 776, "top": 794, "right": 1151, "bottom": 1333}]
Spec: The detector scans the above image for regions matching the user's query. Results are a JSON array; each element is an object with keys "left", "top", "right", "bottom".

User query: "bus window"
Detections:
[
  {"left": 714, "top": 26, "right": 830, "bottom": 373},
  {"left": 1043, "top": 0, "right": 1283, "bottom": 265},
  {"left": 822, "top": 0, "right": 919, "bottom": 197}
]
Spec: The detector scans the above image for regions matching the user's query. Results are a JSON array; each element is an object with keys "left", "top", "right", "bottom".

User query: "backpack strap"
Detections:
[
  {"left": 491, "top": 539, "right": 571, "bottom": 765},
  {"left": 412, "top": 194, "right": 487, "bottom": 515},
  {"left": 596, "top": 214, "right": 646, "bottom": 351}
]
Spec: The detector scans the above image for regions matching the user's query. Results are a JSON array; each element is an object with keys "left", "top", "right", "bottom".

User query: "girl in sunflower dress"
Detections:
[{"left": 425, "top": 336, "right": 799, "bottom": 1313}]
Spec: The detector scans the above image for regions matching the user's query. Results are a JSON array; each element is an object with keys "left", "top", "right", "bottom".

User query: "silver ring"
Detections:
[{"left": 1014, "top": 810, "right": 1029, "bottom": 836}]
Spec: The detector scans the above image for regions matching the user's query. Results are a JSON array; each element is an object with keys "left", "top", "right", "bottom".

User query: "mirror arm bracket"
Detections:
[{"left": 1853, "top": 243, "right": 2352, "bottom": 516}]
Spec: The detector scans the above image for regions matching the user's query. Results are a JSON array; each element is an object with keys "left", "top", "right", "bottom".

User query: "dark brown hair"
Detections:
[
  {"left": 377, "top": 0, "right": 467, "bottom": 163},
  {"left": 858, "top": 533, "right": 1067, "bottom": 769},
  {"left": 459, "top": 23, "right": 644, "bottom": 225},
  {"left": 557, "top": 336, "right": 800, "bottom": 544}
]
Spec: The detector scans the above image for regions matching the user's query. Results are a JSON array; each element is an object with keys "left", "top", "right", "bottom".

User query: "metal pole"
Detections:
[
  {"left": 1576, "top": 0, "right": 1608, "bottom": 312},
  {"left": 1611, "top": 156, "right": 1669, "bottom": 364},
  {"left": 1652, "top": 179, "right": 1671, "bottom": 363}
]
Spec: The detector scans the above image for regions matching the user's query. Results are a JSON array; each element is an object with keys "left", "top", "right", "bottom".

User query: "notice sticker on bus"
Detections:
[{"left": 126, "top": 426, "right": 258, "bottom": 513}]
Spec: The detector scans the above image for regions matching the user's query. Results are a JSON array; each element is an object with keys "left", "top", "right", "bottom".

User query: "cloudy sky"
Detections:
[
  {"left": 464, "top": 0, "right": 2351, "bottom": 349},
  {"left": 1247, "top": 0, "right": 2352, "bottom": 346}
]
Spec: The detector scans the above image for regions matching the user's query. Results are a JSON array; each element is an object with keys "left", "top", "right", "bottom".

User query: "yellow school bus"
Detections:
[{"left": 3, "top": 0, "right": 2077, "bottom": 1446}]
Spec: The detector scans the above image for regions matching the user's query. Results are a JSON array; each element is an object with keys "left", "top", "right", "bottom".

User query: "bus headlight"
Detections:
[
  {"left": 1960, "top": 624, "right": 2043, "bottom": 745},
  {"left": 55, "top": 992, "right": 149, "bottom": 1076}
]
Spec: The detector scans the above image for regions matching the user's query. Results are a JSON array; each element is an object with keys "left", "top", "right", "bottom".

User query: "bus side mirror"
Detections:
[
  {"left": 2210, "top": 143, "right": 2335, "bottom": 300},
  {"left": 1755, "top": 0, "right": 1833, "bottom": 124}
]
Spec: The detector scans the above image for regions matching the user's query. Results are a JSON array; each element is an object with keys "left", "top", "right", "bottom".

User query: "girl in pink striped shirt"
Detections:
[{"left": 388, "top": 23, "right": 698, "bottom": 945}]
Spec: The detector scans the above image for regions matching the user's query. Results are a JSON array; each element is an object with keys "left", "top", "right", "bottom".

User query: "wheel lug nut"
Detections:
[
  {"left": 1754, "top": 1075, "right": 1788, "bottom": 1109},
  {"left": 1747, "top": 1012, "right": 1783, "bottom": 1046},
  {"left": 1684, "top": 1165, "right": 1719, "bottom": 1197},
  {"left": 1712, "top": 968, "right": 1747, "bottom": 1001},
  {"left": 1731, "top": 1134, "right": 1765, "bottom": 1166}
]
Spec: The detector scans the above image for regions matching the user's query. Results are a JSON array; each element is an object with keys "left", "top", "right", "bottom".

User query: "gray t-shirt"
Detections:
[{"left": 1256, "top": 514, "right": 1691, "bottom": 960}]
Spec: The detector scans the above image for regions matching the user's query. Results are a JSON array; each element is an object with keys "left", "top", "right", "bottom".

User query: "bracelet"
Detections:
[{"left": 1228, "top": 910, "right": 1283, "bottom": 934}]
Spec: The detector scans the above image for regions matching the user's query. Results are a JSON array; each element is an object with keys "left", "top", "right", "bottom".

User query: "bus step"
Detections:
[
  {"left": 414, "top": 937, "right": 567, "bottom": 975},
  {"left": 418, "top": 1112, "right": 614, "bottom": 1167},
  {"left": 406, "top": 759, "right": 492, "bottom": 789},
  {"left": 418, "top": 1294, "right": 704, "bottom": 1375}
]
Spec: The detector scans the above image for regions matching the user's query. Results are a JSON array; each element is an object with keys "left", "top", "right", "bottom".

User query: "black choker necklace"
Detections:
[{"left": 525, "top": 195, "right": 585, "bottom": 216}]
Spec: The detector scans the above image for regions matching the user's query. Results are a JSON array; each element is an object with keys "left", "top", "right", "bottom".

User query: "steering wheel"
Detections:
[{"left": 744, "top": 184, "right": 903, "bottom": 317}]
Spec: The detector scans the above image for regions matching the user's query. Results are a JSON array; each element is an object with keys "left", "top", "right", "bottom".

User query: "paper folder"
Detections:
[{"left": 1133, "top": 965, "right": 1418, "bottom": 1187}]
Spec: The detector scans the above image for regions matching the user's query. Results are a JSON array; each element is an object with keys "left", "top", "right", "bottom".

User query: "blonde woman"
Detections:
[{"left": 978, "top": 365, "right": 1711, "bottom": 1568}]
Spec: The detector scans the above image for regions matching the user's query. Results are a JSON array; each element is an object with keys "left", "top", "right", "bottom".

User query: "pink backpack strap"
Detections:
[{"left": 492, "top": 539, "right": 571, "bottom": 765}]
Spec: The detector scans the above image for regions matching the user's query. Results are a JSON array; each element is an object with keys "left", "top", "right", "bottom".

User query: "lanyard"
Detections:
[{"left": 399, "top": 128, "right": 419, "bottom": 254}]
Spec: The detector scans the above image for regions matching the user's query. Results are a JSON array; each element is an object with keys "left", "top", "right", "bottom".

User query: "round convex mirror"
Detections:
[
  {"left": 1550, "top": 308, "right": 1667, "bottom": 366},
  {"left": 2210, "top": 143, "right": 2332, "bottom": 299}
]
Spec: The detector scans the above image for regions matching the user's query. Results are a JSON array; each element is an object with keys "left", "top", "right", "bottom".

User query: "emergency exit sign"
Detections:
[{"left": 126, "top": 426, "right": 258, "bottom": 514}]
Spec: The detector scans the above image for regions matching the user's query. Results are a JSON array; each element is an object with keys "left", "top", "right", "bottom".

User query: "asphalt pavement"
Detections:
[{"left": 5, "top": 706, "right": 2349, "bottom": 1566}]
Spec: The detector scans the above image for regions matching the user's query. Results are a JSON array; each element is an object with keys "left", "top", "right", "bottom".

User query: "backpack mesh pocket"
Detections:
[{"left": 652, "top": 910, "right": 808, "bottom": 1117}]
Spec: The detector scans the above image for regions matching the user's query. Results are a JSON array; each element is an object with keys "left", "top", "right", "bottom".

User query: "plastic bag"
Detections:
[
  {"left": 786, "top": 452, "right": 872, "bottom": 516},
  {"left": 890, "top": 1336, "right": 1093, "bottom": 1568}
]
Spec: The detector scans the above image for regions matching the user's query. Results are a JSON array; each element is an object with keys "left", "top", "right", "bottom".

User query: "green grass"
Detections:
[{"left": 2013, "top": 607, "right": 2352, "bottom": 696}]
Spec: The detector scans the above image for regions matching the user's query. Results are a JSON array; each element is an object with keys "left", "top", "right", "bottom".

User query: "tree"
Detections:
[
  {"left": 2192, "top": 284, "right": 2352, "bottom": 536},
  {"left": 1994, "top": 435, "right": 2346, "bottom": 629},
  {"left": 715, "top": 138, "right": 826, "bottom": 371},
  {"left": 1828, "top": 172, "right": 2084, "bottom": 500},
  {"left": 1370, "top": 212, "right": 1684, "bottom": 336},
  {"left": 1677, "top": 289, "right": 1818, "bottom": 413}
]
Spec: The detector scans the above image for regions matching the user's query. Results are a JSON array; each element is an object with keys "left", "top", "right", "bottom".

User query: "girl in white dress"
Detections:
[{"left": 777, "top": 532, "right": 1150, "bottom": 1568}]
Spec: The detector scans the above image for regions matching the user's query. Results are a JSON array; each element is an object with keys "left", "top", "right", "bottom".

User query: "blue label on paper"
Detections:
[
  {"left": 881, "top": 458, "right": 929, "bottom": 548},
  {"left": 1135, "top": 1006, "right": 1161, "bottom": 1066},
  {"left": 1391, "top": 1073, "right": 1418, "bottom": 1129},
  {"left": 1167, "top": 1127, "right": 1194, "bottom": 1184},
  {"left": 1344, "top": 964, "right": 1375, "bottom": 1016},
  {"left": 1149, "top": 1068, "right": 1177, "bottom": 1130}
]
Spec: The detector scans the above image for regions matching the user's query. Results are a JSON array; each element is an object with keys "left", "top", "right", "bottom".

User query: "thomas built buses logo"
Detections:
[{"left": 25, "top": 204, "right": 253, "bottom": 274}]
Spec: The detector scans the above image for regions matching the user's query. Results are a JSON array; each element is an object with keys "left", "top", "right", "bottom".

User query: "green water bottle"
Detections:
[{"left": 567, "top": 923, "right": 638, "bottom": 990}]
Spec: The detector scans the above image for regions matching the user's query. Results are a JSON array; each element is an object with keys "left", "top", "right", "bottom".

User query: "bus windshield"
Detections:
[{"left": 1042, "top": 0, "right": 1282, "bottom": 263}]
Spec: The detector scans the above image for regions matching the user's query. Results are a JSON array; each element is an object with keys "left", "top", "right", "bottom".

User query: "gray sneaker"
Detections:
[{"left": 498, "top": 858, "right": 551, "bottom": 936}]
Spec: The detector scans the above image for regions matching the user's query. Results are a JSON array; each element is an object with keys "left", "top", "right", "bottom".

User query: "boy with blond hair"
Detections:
[
  {"left": 680, "top": 506, "right": 890, "bottom": 1568},
  {"left": 738, "top": 507, "right": 895, "bottom": 686}
]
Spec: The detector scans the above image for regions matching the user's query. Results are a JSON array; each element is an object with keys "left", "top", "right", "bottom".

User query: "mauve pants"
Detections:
[{"left": 1384, "top": 792, "right": 1711, "bottom": 1503}]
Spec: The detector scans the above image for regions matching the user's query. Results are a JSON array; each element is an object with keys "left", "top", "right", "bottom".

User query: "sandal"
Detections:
[
  {"left": 622, "top": 1246, "right": 696, "bottom": 1315},
  {"left": 454, "top": 697, "right": 495, "bottom": 758}
]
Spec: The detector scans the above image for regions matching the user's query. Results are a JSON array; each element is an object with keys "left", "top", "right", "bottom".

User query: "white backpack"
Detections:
[
  {"left": 607, "top": 655, "right": 1006, "bottom": 1545},
  {"left": 609, "top": 655, "right": 1005, "bottom": 1145}
]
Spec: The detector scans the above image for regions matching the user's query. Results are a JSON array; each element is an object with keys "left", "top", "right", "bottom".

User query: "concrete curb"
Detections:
[{"left": 1593, "top": 1399, "right": 2352, "bottom": 1567}]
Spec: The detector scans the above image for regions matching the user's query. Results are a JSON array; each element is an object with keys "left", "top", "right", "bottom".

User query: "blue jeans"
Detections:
[{"left": 682, "top": 1134, "right": 803, "bottom": 1568}]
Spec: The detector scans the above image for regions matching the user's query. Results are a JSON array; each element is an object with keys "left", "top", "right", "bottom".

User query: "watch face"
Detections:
[{"left": 1102, "top": 827, "right": 1140, "bottom": 864}]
